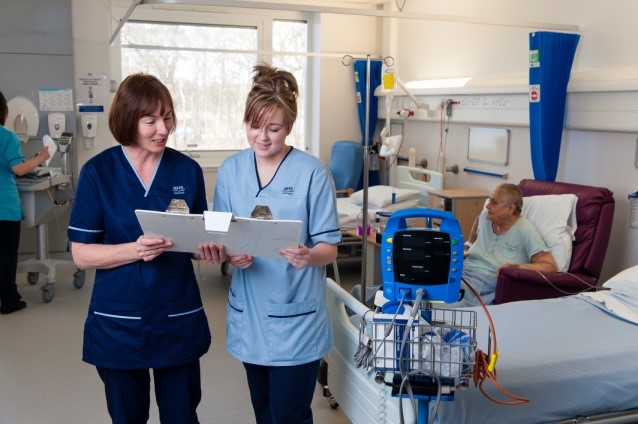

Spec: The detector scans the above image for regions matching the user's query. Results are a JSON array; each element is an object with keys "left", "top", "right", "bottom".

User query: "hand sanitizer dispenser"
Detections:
[
  {"left": 81, "top": 114, "right": 97, "bottom": 149},
  {"left": 48, "top": 113, "right": 66, "bottom": 139}
]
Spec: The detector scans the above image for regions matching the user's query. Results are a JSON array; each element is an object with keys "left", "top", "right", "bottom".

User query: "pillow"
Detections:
[
  {"left": 603, "top": 265, "right": 638, "bottom": 297},
  {"left": 350, "top": 185, "right": 420, "bottom": 209},
  {"left": 521, "top": 194, "right": 578, "bottom": 272}
]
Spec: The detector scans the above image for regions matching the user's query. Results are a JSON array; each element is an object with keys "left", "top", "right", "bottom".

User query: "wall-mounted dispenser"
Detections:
[
  {"left": 48, "top": 113, "right": 66, "bottom": 139},
  {"left": 80, "top": 114, "right": 97, "bottom": 149},
  {"left": 7, "top": 96, "right": 39, "bottom": 143}
]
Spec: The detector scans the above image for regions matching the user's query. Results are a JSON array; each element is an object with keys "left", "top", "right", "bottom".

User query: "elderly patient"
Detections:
[{"left": 457, "top": 183, "right": 557, "bottom": 307}]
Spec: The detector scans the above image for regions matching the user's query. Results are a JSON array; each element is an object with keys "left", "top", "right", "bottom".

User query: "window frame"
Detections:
[{"left": 109, "top": 4, "right": 313, "bottom": 170}]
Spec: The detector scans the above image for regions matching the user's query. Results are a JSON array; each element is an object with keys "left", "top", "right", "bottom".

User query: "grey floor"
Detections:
[{"left": 0, "top": 253, "right": 360, "bottom": 424}]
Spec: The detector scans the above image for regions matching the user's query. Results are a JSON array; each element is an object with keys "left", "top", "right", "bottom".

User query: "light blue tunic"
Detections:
[
  {"left": 214, "top": 147, "right": 341, "bottom": 366},
  {"left": 0, "top": 126, "right": 25, "bottom": 221},
  {"left": 456, "top": 211, "right": 549, "bottom": 306}
]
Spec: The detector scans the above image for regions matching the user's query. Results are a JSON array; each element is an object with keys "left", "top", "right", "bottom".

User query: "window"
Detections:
[{"left": 116, "top": 8, "right": 308, "bottom": 166}]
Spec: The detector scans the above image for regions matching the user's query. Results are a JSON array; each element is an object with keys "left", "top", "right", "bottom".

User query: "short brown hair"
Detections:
[
  {"left": 0, "top": 91, "right": 8, "bottom": 126},
  {"left": 243, "top": 63, "right": 298, "bottom": 134},
  {"left": 108, "top": 74, "right": 176, "bottom": 146}
]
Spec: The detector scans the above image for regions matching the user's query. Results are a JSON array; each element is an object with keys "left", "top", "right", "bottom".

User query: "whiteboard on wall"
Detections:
[{"left": 467, "top": 127, "right": 510, "bottom": 165}]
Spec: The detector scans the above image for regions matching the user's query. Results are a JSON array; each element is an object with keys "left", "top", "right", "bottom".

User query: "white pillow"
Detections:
[
  {"left": 350, "top": 185, "right": 420, "bottom": 209},
  {"left": 603, "top": 265, "right": 638, "bottom": 297},
  {"left": 521, "top": 194, "right": 578, "bottom": 272}
]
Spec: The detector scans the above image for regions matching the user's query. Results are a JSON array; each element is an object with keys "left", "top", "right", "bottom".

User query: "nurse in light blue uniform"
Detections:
[
  {"left": 211, "top": 64, "right": 341, "bottom": 424},
  {"left": 67, "top": 74, "right": 218, "bottom": 424}
]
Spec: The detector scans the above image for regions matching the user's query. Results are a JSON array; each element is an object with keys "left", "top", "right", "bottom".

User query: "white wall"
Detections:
[
  {"left": 385, "top": 0, "right": 638, "bottom": 280},
  {"left": 70, "top": 0, "right": 637, "bottom": 279}
]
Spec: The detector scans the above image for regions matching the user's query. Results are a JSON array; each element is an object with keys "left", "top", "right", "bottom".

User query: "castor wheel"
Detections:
[
  {"left": 27, "top": 272, "right": 39, "bottom": 285},
  {"left": 73, "top": 269, "right": 86, "bottom": 289},
  {"left": 41, "top": 284, "right": 54, "bottom": 303}
]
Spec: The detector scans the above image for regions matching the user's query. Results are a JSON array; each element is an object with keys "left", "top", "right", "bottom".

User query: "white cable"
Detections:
[{"left": 376, "top": 386, "right": 387, "bottom": 424}]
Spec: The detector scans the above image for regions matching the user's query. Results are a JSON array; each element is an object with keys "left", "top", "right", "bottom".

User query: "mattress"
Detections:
[{"left": 434, "top": 295, "right": 638, "bottom": 423}]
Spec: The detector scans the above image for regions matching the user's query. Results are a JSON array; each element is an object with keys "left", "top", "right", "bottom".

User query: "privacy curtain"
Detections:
[
  {"left": 529, "top": 31, "right": 580, "bottom": 181},
  {"left": 354, "top": 59, "right": 382, "bottom": 186}
]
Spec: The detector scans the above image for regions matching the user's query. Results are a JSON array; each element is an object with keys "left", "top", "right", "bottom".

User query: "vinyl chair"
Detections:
[
  {"left": 493, "top": 179, "right": 615, "bottom": 304},
  {"left": 329, "top": 140, "right": 364, "bottom": 197}
]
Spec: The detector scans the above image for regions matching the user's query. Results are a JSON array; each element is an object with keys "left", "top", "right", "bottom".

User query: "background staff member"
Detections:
[{"left": 0, "top": 90, "right": 50, "bottom": 315}]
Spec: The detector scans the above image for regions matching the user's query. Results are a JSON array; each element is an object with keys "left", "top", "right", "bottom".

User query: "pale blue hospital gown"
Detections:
[{"left": 451, "top": 211, "right": 549, "bottom": 307}]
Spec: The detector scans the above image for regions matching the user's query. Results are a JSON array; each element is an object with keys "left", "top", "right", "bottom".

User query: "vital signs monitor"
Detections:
[{"left": 380, "top": 208, "right": 463, "bottom": 303}]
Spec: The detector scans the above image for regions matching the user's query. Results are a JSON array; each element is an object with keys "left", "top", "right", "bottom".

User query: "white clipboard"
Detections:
[{"left": 135, "top": 210, "right": 303, "bottom": 258}]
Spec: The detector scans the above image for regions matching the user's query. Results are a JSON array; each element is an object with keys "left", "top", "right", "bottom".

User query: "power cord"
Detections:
[
  {"left": 531, "top": 269, "right": 599, "bottom": 295},
  {"left": 462, "top": 277, "right": 530, "bottom": 406}
]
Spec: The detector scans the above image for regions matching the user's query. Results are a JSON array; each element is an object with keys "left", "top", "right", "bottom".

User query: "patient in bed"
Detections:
[{"left": 456, "top": 183, "right": 557, "bottom": 307}]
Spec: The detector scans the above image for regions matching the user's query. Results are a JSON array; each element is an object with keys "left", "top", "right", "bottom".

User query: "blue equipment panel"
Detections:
[{"left": 381, "top": 208, "right": 463, "bottom": 303}]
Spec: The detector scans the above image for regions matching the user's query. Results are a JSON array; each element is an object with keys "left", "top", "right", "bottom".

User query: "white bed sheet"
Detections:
[
  {"left": 435, "top": 294, "right": 638, "bottom": 423},
  {"left": 337, "top": 196, "right": 420, "bottom": 227}
]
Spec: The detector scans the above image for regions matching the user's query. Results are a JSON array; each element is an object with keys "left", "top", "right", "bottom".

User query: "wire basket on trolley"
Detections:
[{"left": 372, "top": 308, "right": 477, "bottom": 386}]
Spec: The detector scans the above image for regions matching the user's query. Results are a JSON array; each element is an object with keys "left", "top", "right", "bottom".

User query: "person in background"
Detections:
[
  {"left": 0, "top": 90, "right": 50, "bottom": 315},
  {"left": 207, "top": 63, "right": 341, "bottom": 424},
  {"left": 67, "top": 74, "right": 219, "bottom": 423},
  {"left": 460, "top": 183, "right": 557, "bottom": 306}
]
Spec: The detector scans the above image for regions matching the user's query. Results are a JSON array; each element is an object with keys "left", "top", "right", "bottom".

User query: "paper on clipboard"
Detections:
[{"left": 134, "top": 209, "right": 303, "bottom": 258}]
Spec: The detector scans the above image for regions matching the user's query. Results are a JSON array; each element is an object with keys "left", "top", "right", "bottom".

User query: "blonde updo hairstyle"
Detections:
[{"left": 243, "top": 64, "right": 298, "bottom": 134}]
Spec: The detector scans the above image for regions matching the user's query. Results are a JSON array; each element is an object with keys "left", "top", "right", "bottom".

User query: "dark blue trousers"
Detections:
[
  {"left": 0, "top": 221, "right": 21, "bottom": 305},
  {"left": 243, "top": 360, "right": 321, "bottom": 424},
  {"left": 97, "top": 360, "right": 201, "bottom": 424}
]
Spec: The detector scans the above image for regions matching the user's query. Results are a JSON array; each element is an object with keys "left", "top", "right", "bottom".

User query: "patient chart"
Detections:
[{"left": 135, "top": 209, "right": 302, "bottom": 258}]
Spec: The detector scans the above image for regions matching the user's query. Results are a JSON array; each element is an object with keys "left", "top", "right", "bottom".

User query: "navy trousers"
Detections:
[
  {"left": 0, "top": 221, "right": 21, "bottom": 305},
  {"left": 97, "top": 360, "right": 201, "bottom": 424},
  {"left": 243, "top": 360, "right": 321, "bottom": 424}
]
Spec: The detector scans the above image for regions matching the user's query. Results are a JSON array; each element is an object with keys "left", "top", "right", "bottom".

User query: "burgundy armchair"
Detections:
[{"left": 493, "top": 179, "right": 615, "bottom": 304}]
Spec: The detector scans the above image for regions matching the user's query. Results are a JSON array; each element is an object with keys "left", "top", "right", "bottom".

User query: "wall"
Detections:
[{"left": 385, "top": 0, "right": 638, "bottom": 280}]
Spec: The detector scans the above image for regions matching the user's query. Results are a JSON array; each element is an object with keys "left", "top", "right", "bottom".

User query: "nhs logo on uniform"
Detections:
[
  {"left": 282, "top": 186, "right": 294, "bottom": 196},
  {"left": 173, "top": 185, "right": 185, "bottom": 195}
]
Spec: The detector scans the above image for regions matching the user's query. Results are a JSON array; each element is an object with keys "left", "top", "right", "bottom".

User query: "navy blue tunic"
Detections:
[{"left": 68, "top": 146, "right": 211, "bottom": 369}]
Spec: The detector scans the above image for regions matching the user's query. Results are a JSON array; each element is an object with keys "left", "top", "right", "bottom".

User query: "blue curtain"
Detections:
[
  {"left": 354, "top": 59, "right": 382, "bottom": 186},
  {"left": 529, "top": 31, "right": 580, "bottom": 181}
]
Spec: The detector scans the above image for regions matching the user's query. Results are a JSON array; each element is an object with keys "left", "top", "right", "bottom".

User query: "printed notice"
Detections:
[{"left": 39, "top": 88, "right": 74, "bottom": 112}]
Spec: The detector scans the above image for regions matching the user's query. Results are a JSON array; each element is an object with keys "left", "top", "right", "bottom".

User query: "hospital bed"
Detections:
[
  {"left": 334, "top": 166, "right": 443, "bottom": 268},
  {"left": 337, "top": 166, "right": 443, "bottom": 228},
  {"left": 325, "top": 269, "right": 638, "bottom": 424}
]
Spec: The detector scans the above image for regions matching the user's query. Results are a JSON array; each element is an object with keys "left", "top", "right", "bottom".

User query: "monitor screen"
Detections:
[{"left": 392, "top": 230, "right": 451, "bottom": 285}]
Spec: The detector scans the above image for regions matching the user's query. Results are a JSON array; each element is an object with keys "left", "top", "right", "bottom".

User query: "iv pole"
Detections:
[
  {"left": 361, "top": 56, "right": 371, "bottom": 305},
  {"left": 342, "top": 54, "right": 378, "bottom": 304}
]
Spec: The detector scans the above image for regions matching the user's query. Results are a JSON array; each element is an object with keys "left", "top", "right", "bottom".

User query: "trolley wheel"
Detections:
[
  {"left": 73, "top": 270, "right": 86, "bottom": 289},
  {"left": 27, "top": 272, "right": 39, "bottom": 285},
  {"left": 329, "top": 396, "right": 339, "bottom": 409},
  {"left": 41, "top": 285, "right": 54, "bottom": 303}
]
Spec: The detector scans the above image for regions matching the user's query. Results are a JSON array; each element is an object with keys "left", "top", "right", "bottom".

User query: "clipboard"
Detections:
[{"left": 135, "top": 210, "right": 303, "bottom": 258}]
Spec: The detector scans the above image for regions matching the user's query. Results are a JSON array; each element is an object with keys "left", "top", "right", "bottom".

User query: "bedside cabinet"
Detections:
[{"left": 426, "top": 188, "right": 490, "bottom": 241}]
